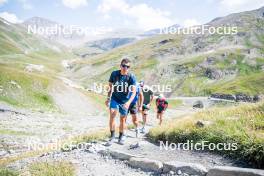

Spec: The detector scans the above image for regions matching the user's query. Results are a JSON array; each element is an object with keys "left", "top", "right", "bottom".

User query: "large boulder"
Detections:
[
  {"left": 210, "top": 93, "right": 236, "bottom": 101},
  {"left": 205, "top": 68, "right": 223, "bottom": 79},
  {"left": 174, "top": 64, "right": 189, "bottom": 74},
  {"left": 206, "top": 57, "right": 216, "bottom": 65},
  {"left": 207, "top": 166, "right": 264, "bottom": 176},
  {"left": 109, "top": 150, "right": 136, "bottom": 160},
  {"left": 159, "top": 39, "right": 173, "bottom": 45},
  {"left": 163, "top": 161, "right": 207, "bottom": 176},
  {"left": 128, "top": 157, "right": 163, "bottom": 172},
  {"left": 235, "top": 93, "right": 253, "bottom": 102},
  {"left": 253, "top": 95, "right": 260, "bottom": 102},
  {"left": 193, "top": 100, "right": 204, "bottom": 108}
]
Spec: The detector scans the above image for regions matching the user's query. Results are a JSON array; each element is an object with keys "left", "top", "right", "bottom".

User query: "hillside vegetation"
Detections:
[
  {"left": 0, "top": 18, "right": 75, "bottom": 111},
  {"left": 148, "top": 101, "right": 264, "bottom": 168}
]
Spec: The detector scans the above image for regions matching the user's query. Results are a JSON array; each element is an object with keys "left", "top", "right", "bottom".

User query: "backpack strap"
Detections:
[
  {"left": 115, "top": 70, "right": 121, "bottom": 83},
  {"left": 113, "top": 71, "right": 133, "bottom": 94},
  {"left": 115, "top": 71, "right": 131, "bottom": 83}
]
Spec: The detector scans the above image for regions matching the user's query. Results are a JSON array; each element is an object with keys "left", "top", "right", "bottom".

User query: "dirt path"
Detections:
[
  {"left": 49, "top": 80, "right": 99, "bottom": 116},
  {"left": 4, "top": 106, "right": 243, "bottom": 176},
  {"left": 101, "top": 126, "right": 239, "bottom": 170}
]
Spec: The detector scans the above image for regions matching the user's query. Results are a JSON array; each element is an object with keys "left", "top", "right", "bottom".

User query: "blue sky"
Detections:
[{"left": 0, "top": 0, "right": 264, "bottom": 30}]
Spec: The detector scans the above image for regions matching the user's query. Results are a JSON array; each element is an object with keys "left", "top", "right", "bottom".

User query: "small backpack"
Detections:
[{"left": 157, "top": 98, "right": 166, "bottom": 108}]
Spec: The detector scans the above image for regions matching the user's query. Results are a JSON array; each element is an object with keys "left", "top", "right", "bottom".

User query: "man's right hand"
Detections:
[
  {"left": 147, "top": 104, "right": 151, "bottom": 109},
  {"left": 105, "top": 99, "right": 110, "bottom": 107},
  {"left": 138, "top": 106, "right": 142, "bottom": 112}
]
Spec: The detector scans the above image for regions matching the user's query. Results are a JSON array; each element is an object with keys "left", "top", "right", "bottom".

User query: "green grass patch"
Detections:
[
  {"left": 148, "top": 101, "right": 264, "bottom": 168},
  {"left": 29, "top": 161, "right": 75, "bottom": 176},
  {"left": 0, "top": 66, "right": 57, "bottom": 111},
  {"left": 70, "top": 129, "right": 108, "bottom": 144},
  {"left": 256, "top": 57, "right": 264, "bottom": 65},
  {"left": 0, "top": 168, "right": 18, "bottom": 176},
  {"left": 0, "top": 96, "right": 19, "bottom": 106},
  {"left": 0, "top": 129, "right": 34, "bottom": 136},
  {"left": 179, "top": 76, "right": 210, "bottom": 96},
  {"left": 61, "top": 128, "right": 109, "bottom": 151},
  {"left": 178, "top": 55, "right": 204, "bottom": 68},
  {"left": 215, "top": 51, "right": 259, "bottom": 75},
  {"left": 256, "top": 34, "right": 264, "bottom": 44},
  {"left": 140, "top": 50, "right": 263, "bottom": 96},
  {"left": 204, "top": 72, "right": 264, "bottom": 95},
  {"left": 91, "top": 59, "right": 108, "bottom": 66}
]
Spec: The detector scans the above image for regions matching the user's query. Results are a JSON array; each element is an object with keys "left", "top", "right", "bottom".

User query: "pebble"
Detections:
[
  {"left": 8, "top": 149, "right": 15, "bottom": 154},
  {"left": 169, "top": 170, "right": 175, "bottom": 175},
  {"left": 129, "top": 142, "right": 140, "bottom": 150},
  {"left": 0, "top": 150, "right": 8, "bottom": 157},
  {"left": 40, "top": 152, "right": 49, "bottom": 157},
  {"left": 71, "top": 159, "right": 80, "bottom": 164},
  {"left": 177, "top": 169, "right": 182, "bottom": 175}
]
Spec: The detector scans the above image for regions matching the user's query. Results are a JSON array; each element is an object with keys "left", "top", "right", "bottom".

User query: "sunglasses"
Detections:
[{"left": 121, "top": 64, "right": 130, "bottom": 68}]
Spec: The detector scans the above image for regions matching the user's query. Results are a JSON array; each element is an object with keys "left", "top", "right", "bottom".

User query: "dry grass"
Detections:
[
  {"left": 28, "top": 161, "right": 75, "bottom": 176},
  {"left": 148, "top": 101, "right": 264, "bottom": 168}
]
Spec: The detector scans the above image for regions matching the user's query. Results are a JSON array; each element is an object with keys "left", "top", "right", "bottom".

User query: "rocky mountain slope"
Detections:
[{"left": 67, "top": 6, "right": 264, "bottom": 97}]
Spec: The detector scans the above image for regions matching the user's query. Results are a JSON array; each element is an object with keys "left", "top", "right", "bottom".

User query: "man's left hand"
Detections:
[{"left": 123, "top": 102, "right": 130, "bottom": 110}]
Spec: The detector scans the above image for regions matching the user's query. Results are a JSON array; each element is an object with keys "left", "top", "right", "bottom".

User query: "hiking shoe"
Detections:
[
  {"left": 118, "top": 135, "right": 126, "bottom": 145},
  {"left": 129, "top": 142, "right": 140, "bottom": 150},
  {"left": 105, "top": 137, "right": 114, "bottom": 146},
  {"left": 135, "top": 128, "right": 139, "bottom": 138},
  {"left": 141, "top": 127, "right": 145, "bottom": 134}
]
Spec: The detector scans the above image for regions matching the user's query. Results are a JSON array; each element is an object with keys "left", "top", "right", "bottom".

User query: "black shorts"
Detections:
[
  {"left": 142, "top": 104, "right": 150, "bottom": 115},
  {"left": 128, "top": 103, "right": 137, "bottom": 115},
  {"left": 157, "top": 106, "right": 165, "bottom": 113},
  {"left": 142, "top": 104, "right": 150, "bottom": 111}
]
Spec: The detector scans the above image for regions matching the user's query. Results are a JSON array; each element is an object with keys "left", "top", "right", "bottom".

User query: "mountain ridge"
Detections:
[{"left": 67, "top": 6, "right": 264, "bottom": 97}]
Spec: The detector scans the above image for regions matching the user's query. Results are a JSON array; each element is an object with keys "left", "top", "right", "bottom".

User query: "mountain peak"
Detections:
[
  {"left": 23, "top": 16, "right": 60, "bottom": 27},
  {"left": 207, "top": 5, "right": 264, "bottom": 26}
]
